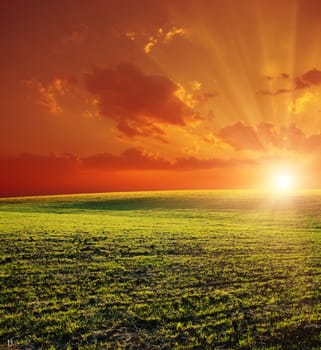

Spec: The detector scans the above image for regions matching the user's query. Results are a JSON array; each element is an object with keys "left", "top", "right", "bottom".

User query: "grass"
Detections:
[{"left": 1, "top": 190, "right": 321, "bottom": 349}]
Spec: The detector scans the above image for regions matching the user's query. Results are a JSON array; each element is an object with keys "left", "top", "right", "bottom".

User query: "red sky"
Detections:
[{"left": 1, "top": 0, "right": 321, "bottom": 196}]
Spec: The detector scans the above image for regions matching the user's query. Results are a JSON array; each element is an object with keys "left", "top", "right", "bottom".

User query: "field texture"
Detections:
[{"left": 1, "top": 190, "right": 321, "bottom": 349}]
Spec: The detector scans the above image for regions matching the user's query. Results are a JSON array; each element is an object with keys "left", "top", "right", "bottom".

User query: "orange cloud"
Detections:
[
  {"left": 175, "top": 82, "right": 217, "bottom": 109},
  {"left": 216, "top": 121, "right": 321, "bottom": 153},
  {"left": 24, "top": 78, "right": 71, "bottom": 114},
  {"left": 144, "top": 26, "right": 185, "bottom": 54},
  {"left": 218, "top": 122, "right": 264, "bottom": 151},
  {"left": 86, "top": 63, "right": 196, "bottom": 139}
]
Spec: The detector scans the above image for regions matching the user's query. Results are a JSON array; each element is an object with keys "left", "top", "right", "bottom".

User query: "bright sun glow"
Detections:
[
  {"left": 264, "top": 163, "right": 300, "bottom": 193},
  {"left": 274, "top": 172, "right": 294, "bottom": 191}
]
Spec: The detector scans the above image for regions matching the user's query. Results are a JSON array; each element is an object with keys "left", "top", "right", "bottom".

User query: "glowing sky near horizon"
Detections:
[{"left": 1, "top": 0, "right": 321, "bottom": 196}]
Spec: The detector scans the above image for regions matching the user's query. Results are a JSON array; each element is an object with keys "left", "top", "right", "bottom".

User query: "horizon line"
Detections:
[{"left": 1, "top": 187, "right": 321, "bottom": 200}]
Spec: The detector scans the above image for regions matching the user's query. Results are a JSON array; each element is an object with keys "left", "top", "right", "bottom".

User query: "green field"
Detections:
[{"left": 1, "top": 190, "right": 321, "bottom": 349}]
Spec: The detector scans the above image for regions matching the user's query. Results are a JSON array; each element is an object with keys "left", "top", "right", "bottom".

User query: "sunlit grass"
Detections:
[{"left": 1, "top": 190, "right": 321, "bottom": 348}]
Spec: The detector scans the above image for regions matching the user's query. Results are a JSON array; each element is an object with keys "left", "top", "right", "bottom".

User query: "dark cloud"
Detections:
[
  {"left": 86, "top": 63, "right": 196, "bottom": 139},
  {"left": 256, "top": 88, "right": 291, "bottom": 96},
  {"left": 0, "top": 149, "right": 254, "bottom": 196},
  {"left": 257, "top": 68, "right": 321, "bottom": 96},
  {"left": 280, "top": 73, "right": 290, "bottom": 79},
  {"left": 116, "top": 120, "right": 169, "bottom": 143},
  {"left": 83, "top": 148, "right": 171, "bottom": 170},
  {"left": 4, "top": 136, "right": 321, "bottom": 196},
  {"left": 173, "top": 157, "right": 254, "bottom": 170},
  {"left": 294, "top": 68, "right": 321, "bottom": 89},
  {"left": 83, "top": 148, "right": 248, "bottom": 171}
]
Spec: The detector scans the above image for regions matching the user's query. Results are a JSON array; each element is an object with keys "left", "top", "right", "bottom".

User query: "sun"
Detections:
[
  {"left": 263, "top": 162, "right": 300, "bottom": 193},
  {"left": 273, "top": 172, "right": 295, "bottom": 191},
  {"left": 273, "top": 171, "right": 296, "bottom": 193}
]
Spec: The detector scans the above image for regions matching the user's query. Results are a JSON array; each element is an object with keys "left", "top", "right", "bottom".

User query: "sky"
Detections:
[{"left": 1, "top": 0, "right": 321, "bottom": 196}]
